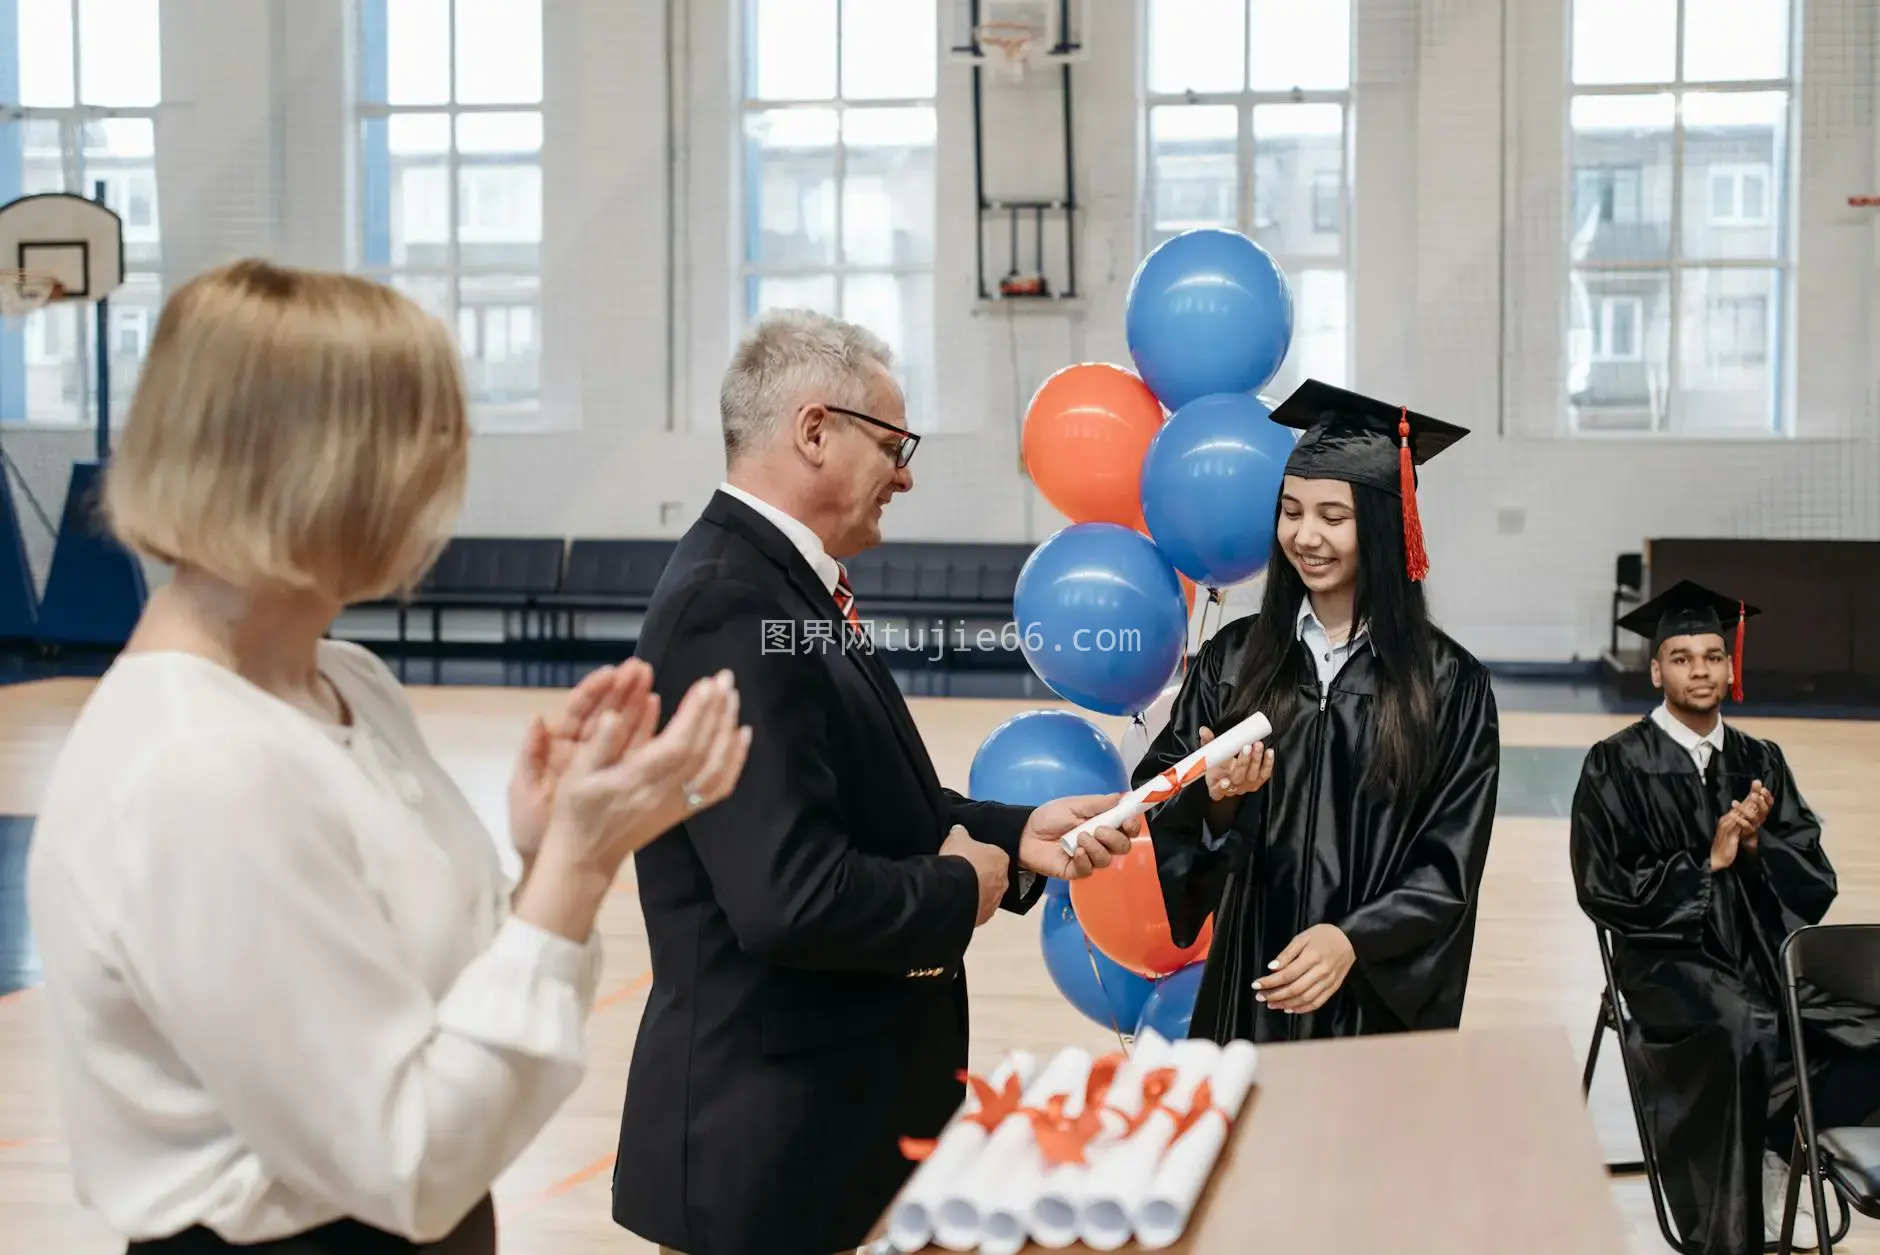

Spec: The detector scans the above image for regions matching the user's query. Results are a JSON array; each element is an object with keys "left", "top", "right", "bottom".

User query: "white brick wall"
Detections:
[{"left": 2, "top": 0, "right": 1873, "bottom": 662}]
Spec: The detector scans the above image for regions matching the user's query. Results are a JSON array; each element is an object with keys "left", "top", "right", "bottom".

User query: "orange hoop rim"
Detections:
[
  {"left": 0, "top": 267, "right": 63, "bottom": 318},
  {"left": 975, "top": 20, "right": 1039, "bottom": 56}
]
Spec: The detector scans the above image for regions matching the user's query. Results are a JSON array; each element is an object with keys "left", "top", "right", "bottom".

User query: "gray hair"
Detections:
[{"left": 720, "top": 308, "right": 895, "bottom": 463}]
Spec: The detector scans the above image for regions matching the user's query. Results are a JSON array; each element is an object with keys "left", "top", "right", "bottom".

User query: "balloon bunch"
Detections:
[
  {"left": 977, "top": 228, "right": 1298, "bottom": 1038},
  {"left": 1016, "top": 228, "right": 1300, "bottom": 717}
]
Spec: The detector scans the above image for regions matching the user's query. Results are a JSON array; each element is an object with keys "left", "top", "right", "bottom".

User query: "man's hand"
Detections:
[
  {"left": 1711, "top": 810, "right": 1752, "bottom": 871},
  {"left": 1731, "top": 780, "right": 1774, "bottom": 854},
  {"left": 1253, "top": 924, "right": 1355, "bottom": 1015},
  {"left": 1017, "top": 794, "right": 1139, "bottom": 880},
  {"left": 940, "top": 825, "right": 1010, "bottom": 925}
]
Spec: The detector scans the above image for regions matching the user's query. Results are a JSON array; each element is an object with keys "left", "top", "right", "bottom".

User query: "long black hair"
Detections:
[{"left": 1221, "top": 479, "right": 1439, "bottom": 803}]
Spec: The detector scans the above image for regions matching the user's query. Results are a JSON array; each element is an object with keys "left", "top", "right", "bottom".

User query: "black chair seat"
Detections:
[
  {"left": 859, "top": 599, "right": 1014, "bottom": 621},
  {"left": 411, "top": 592, "right": 547, "bottom": 609},
  {"left": 1818, "top": 1127, "right": 1880, "bottom": 1205},
  {"left": 536, "top": 592, "right": 652, "bottom": 611}
]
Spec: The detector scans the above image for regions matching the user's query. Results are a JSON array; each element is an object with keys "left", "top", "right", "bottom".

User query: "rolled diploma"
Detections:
[
  {"left": 1028, "top": 1030, "right": 1176, "bottom": 1249},
  {"left": 933, "top": 1047, "right": 1093, "bottom": 1252},
  {"left": 1077, "top": 1038, "right": 1222, "bottom": 1251},
  {"left": 1059, "top": 711, "right": 1273, "bottom": 855},
  {"left": 886, "top": 1050, "right": 1039, "bottom": 1252},
  {"left": 1132, "top": 1040, "right": 1261, "bottom": 1250}
]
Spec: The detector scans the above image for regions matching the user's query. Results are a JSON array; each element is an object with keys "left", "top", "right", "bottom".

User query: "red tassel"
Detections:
[
  {"left": 1398, "top": 408, "right": 1430, "bottom": 582},
  {"left": 1732, "top": 600, "right": 1745, "bottom": 702}
]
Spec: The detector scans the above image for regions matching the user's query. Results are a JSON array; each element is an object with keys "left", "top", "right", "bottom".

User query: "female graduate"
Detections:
[{"left": 1135, "top": 379, "right": 1501, "bottom": 1044}]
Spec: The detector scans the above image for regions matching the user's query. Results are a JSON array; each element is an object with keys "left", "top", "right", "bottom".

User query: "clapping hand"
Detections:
[
  {"left": 509, "top": 661, "right": 655, "bottom": 868},
  {"left": 1732, "top": 779, "right": 1774, "bottom": 853}
]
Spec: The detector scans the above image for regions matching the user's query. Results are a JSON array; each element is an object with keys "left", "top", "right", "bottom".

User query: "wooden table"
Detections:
[{"left": 872, "top": 1025, "right": 1628, "bottom": 1254}]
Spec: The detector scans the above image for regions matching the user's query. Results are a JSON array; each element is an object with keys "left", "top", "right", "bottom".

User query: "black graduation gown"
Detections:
[
  {"left": 1570, "top": 717, "right": 1880, "bottom": 1254},
  {"left": 1135, "top": 613, "right": 1501, "bottom": 1044}
]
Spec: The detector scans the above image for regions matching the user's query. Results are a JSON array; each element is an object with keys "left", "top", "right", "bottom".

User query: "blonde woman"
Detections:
[{"left": 26, "top": 260, "right": 749, "bottom": 1255}]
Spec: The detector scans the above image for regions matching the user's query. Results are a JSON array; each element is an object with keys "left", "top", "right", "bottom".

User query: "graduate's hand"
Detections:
[
  {"left": 1017, "top": 794, "right": 1139, "bottom": 880},
  {"left": 1732, "top": 781, "right": 1774, "bottom": 852},
  {"left": 1710, "top": 810, "right": 1752, "bottom": 871},
  {"left": 1200, "top": 727, "right": 1274, "bottom": 801},
  {"left": 1253, "top": 924, "right": 1355, "bottom": 1015}
]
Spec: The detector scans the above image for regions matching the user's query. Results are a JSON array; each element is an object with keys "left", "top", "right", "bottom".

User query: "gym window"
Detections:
[
  {"left": 0, "top": 0, "right": 162, "bottom": 427},
  {"left": 1566, "top": 0, "right": 1795, "bottom": 435},
  {"left": 1142, "top": 0, "right": 1353, "bottom": 401},
  {"left": 738, "top": 0, "right": 939, "bottom": 429},
  {"left": 355, "top": 0, "right": 543, "bottom": 426}
]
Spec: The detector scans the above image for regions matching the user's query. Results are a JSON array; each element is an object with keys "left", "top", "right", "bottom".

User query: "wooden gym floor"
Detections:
[{"left": 2, "top": 676, "right": 1879, "bottom": 1253}]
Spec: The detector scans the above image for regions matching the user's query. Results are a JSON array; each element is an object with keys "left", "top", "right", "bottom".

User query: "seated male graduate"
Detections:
[{"left": 1570, "top": 580, "right": 1880, "bottom": 1251}]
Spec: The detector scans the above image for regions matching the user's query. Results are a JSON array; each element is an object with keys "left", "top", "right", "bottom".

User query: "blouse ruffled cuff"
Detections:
[{"left": 436, "top": 916, "right": 605, "bottom": 1066}]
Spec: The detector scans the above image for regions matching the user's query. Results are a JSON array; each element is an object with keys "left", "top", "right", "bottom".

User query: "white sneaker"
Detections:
[{"left": 1764, "top": 1148, "right": 1818, "bottom": 1248}]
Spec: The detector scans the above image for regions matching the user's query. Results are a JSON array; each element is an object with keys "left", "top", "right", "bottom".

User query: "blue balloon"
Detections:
[
  {"left": 971, "top": 709, "right": 1128, "bottom": 900},
  {"left": 1141, "top": 392, "right": 1296, "bottom": 587},
  {"left": 1136, "top": 961, "right": 1208, "bottom": 1040},
  {"left": 1013, "top": 524, "right": 1188, "bottom": 717},
  {"left": 1041, "top": 893, "right": 1154, "bottom": 1031},
  {"left": 1125, "top": 229, "right": 1294, "bottom": 413}
]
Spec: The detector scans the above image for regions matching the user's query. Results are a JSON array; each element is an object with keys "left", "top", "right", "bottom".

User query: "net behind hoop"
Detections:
[
  {"left": 975, "top": 21, "right": 1037, "bottom": 82},
  {"left": 0, "top": 269, "right": 62, "bottom": 324}
]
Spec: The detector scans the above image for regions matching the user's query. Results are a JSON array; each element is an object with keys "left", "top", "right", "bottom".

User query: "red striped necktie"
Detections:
[{"left": 833, "top": 565, "right": 862, "bottom": 627}]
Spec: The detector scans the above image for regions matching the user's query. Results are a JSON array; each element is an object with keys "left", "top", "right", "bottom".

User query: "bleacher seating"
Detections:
[{"left": 351, "top": 536, "right": 1034, "bottom": 660}]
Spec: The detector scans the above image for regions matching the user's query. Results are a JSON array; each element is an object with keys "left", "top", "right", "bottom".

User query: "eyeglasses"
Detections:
[{"left": 826, "top": 405, "right": 920, "bottom": 469}]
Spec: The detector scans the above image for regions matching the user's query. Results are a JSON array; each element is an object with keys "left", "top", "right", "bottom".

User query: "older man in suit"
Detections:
[{"left": 610, "top": 309, "right": 1135, "bottom": 1255}]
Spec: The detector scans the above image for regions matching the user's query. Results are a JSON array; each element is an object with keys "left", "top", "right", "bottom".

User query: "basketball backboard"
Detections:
[{"left": 0, "top": 192, "right": 125, "bottom": 303}]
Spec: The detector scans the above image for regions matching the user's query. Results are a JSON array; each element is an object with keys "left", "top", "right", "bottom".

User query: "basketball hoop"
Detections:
[
  {"left": 0, "top": 268, "right": 63, "bottom": 324},
  {"left": 975, "top": 21, "right": 1037, "bottom": 82},
  {"left": 1851, "top": 196, "right": 1880, "bottom": 207}
]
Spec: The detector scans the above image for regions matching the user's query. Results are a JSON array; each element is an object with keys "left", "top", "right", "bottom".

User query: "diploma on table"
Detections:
[
  {"left": 878, "top": 1029, "right": 1260, "bottom": 1252},
  {"left": 1059, "top": 711, "right": 1273, "bottom": 856}
]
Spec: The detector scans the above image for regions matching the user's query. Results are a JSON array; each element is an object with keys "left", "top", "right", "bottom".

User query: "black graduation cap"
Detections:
[
  {"left": 1615, "top": 579, "right": 1759, "bottom": 701},
  {"left": 1267, "top": 379, "right": 1471, "bottom": 582}
]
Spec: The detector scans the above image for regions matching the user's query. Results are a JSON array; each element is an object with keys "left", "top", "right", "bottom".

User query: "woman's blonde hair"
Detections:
[{"left": 105, "top": 259, "right": 470, "bottom": 605}]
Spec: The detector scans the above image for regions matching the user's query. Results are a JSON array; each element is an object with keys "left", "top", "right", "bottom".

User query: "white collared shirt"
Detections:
[
  {"left": 1651, "top": 702, "right": 1726, "bottom": 780},
  {"left": 719, "top": 481, "right": 841, "bottom": 595},
  {"left": 1297, "top": 599, "right": 1367, "bottom": 690}
]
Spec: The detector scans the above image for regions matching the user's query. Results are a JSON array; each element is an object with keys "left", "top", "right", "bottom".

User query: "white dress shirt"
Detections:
[
  {"left": 1297, "top": 598, "right": 1367, "bottom": 691},
  {"left": 26, "top": 641, "right": 604, "bottom": 1244},
  {"left": 719, "top": 481, "right": 841, "bottom": 594},
  {"left": 1651, "top": 702, "right": 1726, "bottom": 780}
]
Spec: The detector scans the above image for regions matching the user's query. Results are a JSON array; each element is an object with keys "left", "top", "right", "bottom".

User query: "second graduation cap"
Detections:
[
  {"left": 1268, "top": 379, "right": 1470, "bottom": 581},
  {"left": 1614, "top": 579, "right": 1760, "bottom": 702}
]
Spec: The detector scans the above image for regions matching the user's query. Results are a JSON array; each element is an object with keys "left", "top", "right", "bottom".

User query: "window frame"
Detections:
[
  {"left": 0, "top": 0, "right": 161, "bottom": 427},
  {"left": 1141, "top": 1, "right": 1355, "bottom": 391},
  {"left": 733, "top": 0, "right": 938, "bottom": 426},
  {"left": 1565, "top": 0, "right": 1797, "bottom": 436},
  {"left": 352, "top": 0, "right": 546, "bottom": 428}
]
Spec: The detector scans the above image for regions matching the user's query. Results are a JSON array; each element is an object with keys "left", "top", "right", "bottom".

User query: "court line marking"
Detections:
[
  {"left": 592, "top": 968, "right": 652, "bottom": 1012},
  {"left": 508, "top": 1152, "right": 616, "bottom": 1218}
]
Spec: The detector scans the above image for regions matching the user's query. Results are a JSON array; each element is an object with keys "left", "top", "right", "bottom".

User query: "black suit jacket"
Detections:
[{"left": 610, "top": 490, "right": 1042, "bottom": 1255}]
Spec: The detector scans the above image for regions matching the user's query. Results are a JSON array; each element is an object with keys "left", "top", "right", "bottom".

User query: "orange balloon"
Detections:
[
  {"left": 1068, "top": 829, "right": 1213, "bottom": 978},
  {"left": 1022, "top": 363, "right": 1166, "bottom": 528}
]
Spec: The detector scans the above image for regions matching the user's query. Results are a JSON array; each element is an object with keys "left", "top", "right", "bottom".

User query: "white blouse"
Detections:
[{"left": 26, "top": 641, "right": 605, "bottom": 1244}]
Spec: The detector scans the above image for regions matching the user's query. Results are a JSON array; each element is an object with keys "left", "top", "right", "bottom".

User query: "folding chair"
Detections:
[
  {"left": 1583, "top": 925, "right": 1849, "bottom": 1254},
  {"left": 1776, "top": 924, "right": 1880, "bottom": 1255}
]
